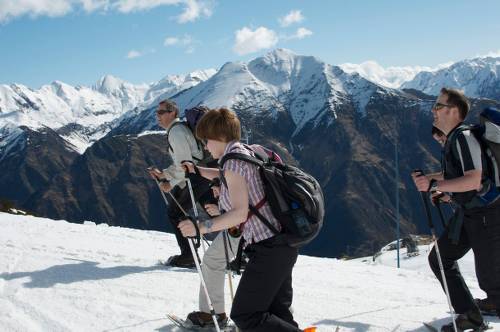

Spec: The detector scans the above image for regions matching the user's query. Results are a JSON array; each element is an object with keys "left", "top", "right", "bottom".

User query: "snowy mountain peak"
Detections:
[
  {"left": 339, "top": 61, "right": 453, "bottom": 89},
  {"left": 264, "top": 48, "right": 298, "bottom": 61},
  {"left": 165, "top": 49, "right": 387, "bottom": 137},
  {"left": 140, "top": 69, "right": 217, "bottom": 107},
  {"left": 94, "top": 75, "right": 129, "bottom": 94},
  {"left": 0, "top": 67, "right": 214, "bottom": 154},
  {"left": 184, "top": 69, "right": 217, "bottom": 82},
  {"left": 402, "top": 56, "right": 500, "bottom": 99},
  {"left": 251, "top": 48, "right": 307, "bottom": 76},
  {"left": 49, "top": 80, "right": 79, "bottom": 99}
]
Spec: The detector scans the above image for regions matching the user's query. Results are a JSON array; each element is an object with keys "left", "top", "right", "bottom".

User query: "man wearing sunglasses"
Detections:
[
  {"left": 149, "top": 99, "right": 214, "bottom": 268},
  {"left": 412, "top": 88, "right": 500, "bottom": 331}
]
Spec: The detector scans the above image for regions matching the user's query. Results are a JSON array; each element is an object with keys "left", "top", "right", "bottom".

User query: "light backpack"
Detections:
[{"left": 166, "top": 106, "right": 214, "bottom": 166}]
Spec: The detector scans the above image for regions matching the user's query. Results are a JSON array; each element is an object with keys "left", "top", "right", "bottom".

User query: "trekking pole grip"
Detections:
[
  {"left": 186, "top": 216, "right": 201, "bottom": 248},
  {"left": 181, "top": 160, "right": 200, "bottom": 178}
]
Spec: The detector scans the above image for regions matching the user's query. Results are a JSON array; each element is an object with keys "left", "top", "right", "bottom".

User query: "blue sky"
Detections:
[{"left": 1, "top": 0, "right": 499, "bottom": 88}]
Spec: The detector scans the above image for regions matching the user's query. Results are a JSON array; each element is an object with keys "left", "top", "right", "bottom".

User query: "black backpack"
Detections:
[
  {"left": 219, "top": 144, "right": 325, "bottom": 247},
  {"left": 166, "top": 106, "right": 214, "bottom": 166},
  {"left": 446, "top": 107, "right": 500, "bottom": 206}
]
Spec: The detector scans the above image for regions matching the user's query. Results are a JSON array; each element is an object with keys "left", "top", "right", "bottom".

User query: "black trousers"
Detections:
[
  {"left": 428, "top": 201, "right": 500, "bottom": 313},
  {"left": 230, "top": 237, "right": 301, "bottom": 332},
  {"left": 166, "top": 175, "right": 214, "bottom": 256}
]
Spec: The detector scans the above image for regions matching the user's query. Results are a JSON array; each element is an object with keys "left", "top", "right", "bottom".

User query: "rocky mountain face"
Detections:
[
  {"left": 1, "top": 49, "right": 499, "bottom": 258},
  {"left": 23, "top": 133, "right": 172, "bottom": 232},
  {"left": 0, "top": 126, "right": 79, "bottom": 208}
]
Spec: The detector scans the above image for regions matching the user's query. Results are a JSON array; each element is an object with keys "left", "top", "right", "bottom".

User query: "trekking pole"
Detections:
[
  {"left": 223, "top": 232, "right": 237, "bottom": 308},
  {"left": 153, "top": 177, "right": 186, "bottom": 214},
  {"left": 185, "top": 175, "right": 208, "bottom": 255},
  {"left": 187, "top": 231, "right": 221, "bottom": 332},
  {"left": 150, "top": 175, "right": 221, "bottom": 332},
  {"left": 414, "top": 170, "right": 458, "bottom": 332},
  {"left": 222, "top": 230, "right": 240, "bottom": 332},
  {"left": 150, "top": 176, "right": 202, "bottom": 261},
  {"left": 222, "top": 231, "right": 235, "bottom": 300}
]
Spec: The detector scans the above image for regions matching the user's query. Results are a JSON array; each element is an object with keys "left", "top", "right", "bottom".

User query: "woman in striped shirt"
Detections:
[{"left": 179, "top": 108, "right": 301, "bottom": 332}]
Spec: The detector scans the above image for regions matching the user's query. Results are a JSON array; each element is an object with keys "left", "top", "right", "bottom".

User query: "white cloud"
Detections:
[
  {"left": 233, "top": 26, "right": 279, "bottom": 56},
  {"left": 112, "top": 0, "right": 178, "bottom": 12},
  {"left": 126, "top": 48, "right": 155, "bottom": 59},
  {"left": 164, "top": 37, "right": 179, "bottom": 46},
  {"left": 80, "top": 0, "right": 109, "bottom": 12},
  {"left": 176, "top": 0, "right": 213, "bottom": 23},
  {"left": 295, "top": 27, "right": 312, "bottom": 39},
  {"left": 283, "top": 27, "right": 312, "bottom": 40},
  {"left": 278, "top": 10, "right": 303, "bottom": 27},
  {"left": 0, "top": 0, "right": 72, "bottom": 23},
  {"left": 0, "top": 0, "right": 212, "bottom": 23},
  {"left": 126, "top": 50, "right": 142, "bottom": 59},
  {"left": 339, "top": 60, "right": 452, "bottom": 88},
  {"left": 164, "top": 34, "right": 198, "bottom": 53}
]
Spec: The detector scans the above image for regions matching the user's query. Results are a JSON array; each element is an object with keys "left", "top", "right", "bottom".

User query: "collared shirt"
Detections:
[
  {"left": 218, "top": 141, "right": 281, "bottom": 245},
  {"left": 162, "top": 118, "right": 203, "bottom": 188}
]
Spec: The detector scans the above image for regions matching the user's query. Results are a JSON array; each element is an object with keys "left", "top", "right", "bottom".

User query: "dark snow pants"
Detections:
[
  {"left": 230, "top": 237, "right": 301, "bottom": 332},
  {"left": 428, "top": 201, "right": 500, "bottom": 313}
]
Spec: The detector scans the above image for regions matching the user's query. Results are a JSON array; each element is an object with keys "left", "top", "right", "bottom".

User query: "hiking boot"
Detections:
[
  {"left": 303, "top": 327, "right": 317, "bottom": 332},
  {"left": 186, "top": 311, "right": 227, "bottom": 328},
  {"left": 166, "top": 254, "right": 196, "bottom": 268},
  {"left": 440, "top": 309, "right": 487, "bottom": 332},
  {"left": 475, "top": 297, "right": 498, "bottom": 316}
]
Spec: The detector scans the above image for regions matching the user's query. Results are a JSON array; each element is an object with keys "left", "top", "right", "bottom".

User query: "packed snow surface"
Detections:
[{"left": 0, "top": 213, "right": 498, "bottom": 331}]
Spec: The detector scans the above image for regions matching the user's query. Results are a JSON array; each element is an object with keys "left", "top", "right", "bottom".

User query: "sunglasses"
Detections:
[
  {"left": 432, "top": 102, "right": 453, "bottom": 111},
  {"left": 156, "top": 109, "right": 174, "bottom": 115}
]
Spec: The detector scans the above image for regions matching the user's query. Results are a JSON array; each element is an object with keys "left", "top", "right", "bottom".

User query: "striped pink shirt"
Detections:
[{"left": 218, "top": 141, "right": 281, "bottom": 245}]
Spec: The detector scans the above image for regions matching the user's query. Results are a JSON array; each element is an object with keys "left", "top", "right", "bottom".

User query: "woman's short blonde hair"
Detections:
[{"left": 196, "top": 108, "right": 241, "bottom": 142}]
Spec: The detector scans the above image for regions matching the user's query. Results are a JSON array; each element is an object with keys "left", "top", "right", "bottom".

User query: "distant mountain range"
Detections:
[
  {"left": 1, "top": 49, "right": 499, "bottom": 258},
  {"left": 0, "top": 69, "right": 216, "bottom": 153},
  {"left": 401, "top": 56, "right": 500, "bottom": 100}
]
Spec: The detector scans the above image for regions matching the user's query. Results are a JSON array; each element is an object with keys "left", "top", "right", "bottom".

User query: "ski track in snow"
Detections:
[{"left": 0, "top": 212, "right": 498, "bottom": 332}]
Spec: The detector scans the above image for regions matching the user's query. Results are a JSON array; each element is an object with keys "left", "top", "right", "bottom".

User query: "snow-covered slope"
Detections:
[
  {"left": 0, "top": 70, "right": 216, "bottom": 154},
  {"left": 402, "top": 56, "right": 500, "bottom": 99},
  {"left": 1, "top": 212, "right": 498, "bottom": 331}
]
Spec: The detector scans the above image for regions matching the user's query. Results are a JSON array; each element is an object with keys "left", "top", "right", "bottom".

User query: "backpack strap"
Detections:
[
  {"left": 445, "top": 124, "right": 473, "bottom": 175},
  {"left": 446, "top": 124, "right": 498, "bottom": 206},
  {"left": 218, "top": 151, "right": 279, "bottom": 235},
  {"left": 248, "top": 204, "right": 280, "bottom": 235},
  {"left": 165, "top": 121, "right": 184, "bottom": 153},
  {"left": 219, "top": 152, "right": 264, "bottom": 168},
  {"left": 166, "top": 121, "right": 204, "bottom": 162},
  {"left": 218, "top": 152, "right": 263, "bottom": 188}
]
